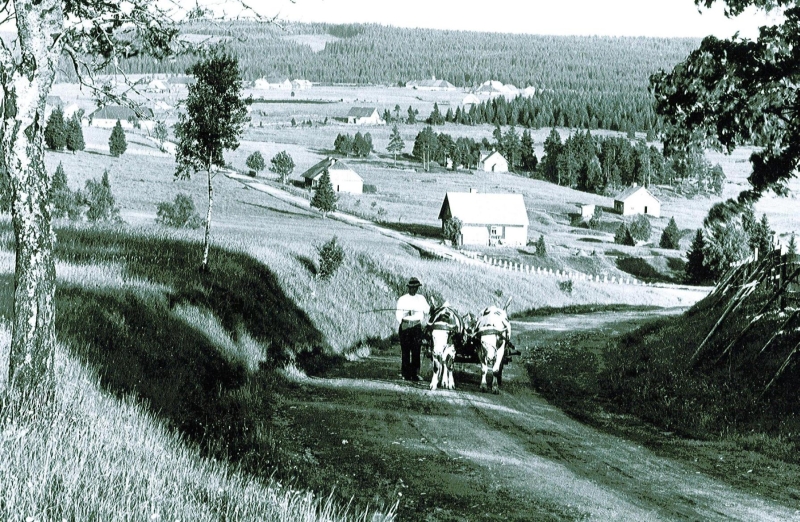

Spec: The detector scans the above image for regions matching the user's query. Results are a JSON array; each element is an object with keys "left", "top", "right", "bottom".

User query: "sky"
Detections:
[{"left": 230, "top": 0, "right": 779, "bottom": 39}]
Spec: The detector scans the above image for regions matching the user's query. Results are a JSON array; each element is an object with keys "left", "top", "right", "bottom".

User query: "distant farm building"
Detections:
[
  {"left": 462, "top": 93, "right": 480, "bottom": 110},
  {"left": 405, "top": 77, "right": 456, "bottom": 91},
  {"left": 167, "top": 75, "right": 195, "bottom": 89},
  {"left": 438, "top": 191, "right": 529, "bottom": 247},
  {"left": 291, "top": 79, "right": 312, "bottom": 90},
  {"left": 301, "top": 158, "right": 363, "bottom": 194},
  {"left": 614, "top": 185, "right": 661, "bottom": 218},
  {"left": 346, "top": 107, "right": 384, "bottom": 125},
  {"left": 86, "top": 105, "right": 155, "bottom": 131},
  {"left": 46, "top": 95, "right": 64, "bottom": 109},
  {"left": 146, "top": 79, "right": 168, "bottom": 93},
  {"left": 479, "top": 150, "right": 509, "bottom": 172},
  {"left": 254, "top": 77, "right": 292, "bottom": 90},
  {"left": 473, "top": 80, "right": 518, "bottom": 97}
]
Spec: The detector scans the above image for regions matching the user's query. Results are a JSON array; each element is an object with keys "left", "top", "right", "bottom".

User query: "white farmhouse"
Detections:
[
  {"left": 301, "top": 158, "right": 363, "bottom": 194},
  {"left": 438, "top": 191, "right": 529, "bottom": 247},
  {"left": 86, "top": 105, "right": 155, "bottom": 131},
  {"left": 479, "top": 150, "right": 509, "bottom": 172},
  {"left": 614, "top": 185, "right": 661, "bottom": 218},
  {"left": 346, "top": 107, "right": 384, "bottom": 125}
]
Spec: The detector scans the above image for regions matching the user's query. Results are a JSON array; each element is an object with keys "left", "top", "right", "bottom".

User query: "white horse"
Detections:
[
  {"left": 426, "top": 301, "right": 464, "bottom": 391},
  {"left": 474, "top": 305, "right": 511, "bottom": 394}
]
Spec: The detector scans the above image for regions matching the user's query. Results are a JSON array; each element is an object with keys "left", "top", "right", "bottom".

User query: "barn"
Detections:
[
  {"left": 614, "top": 185, "right": 661, "bottom": 218},
  {"left": 301, "top": 158, "right": 363, "bottom": 194},
  {"left": 479, "top": 150, "right": 509, "bottom": 172},
  {"left": 346, "top": 107, "right": 383, "bottom": 125},
  {"left": 86, "top": 105, "right": 155, "bottom": 131},
  {"left": 438, "top": 191, "right": 529, "bottom": 247}
]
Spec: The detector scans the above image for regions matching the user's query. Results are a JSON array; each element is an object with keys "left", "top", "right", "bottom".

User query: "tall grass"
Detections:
[{"left": 0, "top": 331, "right": 393, "bottom": 521}]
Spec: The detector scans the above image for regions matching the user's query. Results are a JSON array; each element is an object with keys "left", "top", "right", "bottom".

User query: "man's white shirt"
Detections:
[{"left": 396, "top": 293, "right": 429, "bottom": 327}]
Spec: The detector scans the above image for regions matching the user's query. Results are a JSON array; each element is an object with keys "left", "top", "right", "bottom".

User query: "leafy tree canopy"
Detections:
[{"left": 651, "top": 0, "right": 799, "bottom": 219}]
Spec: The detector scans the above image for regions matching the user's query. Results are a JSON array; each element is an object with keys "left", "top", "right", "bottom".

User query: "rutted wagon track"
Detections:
[{"left": 278, "top": 311, "right": 800, "bottom": 522}]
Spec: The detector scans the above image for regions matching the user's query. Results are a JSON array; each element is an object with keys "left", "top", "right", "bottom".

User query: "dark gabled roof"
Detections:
[
  {"left": 347, "top": 107, "right": 378, "bottom": 118},
  {"left": 301, "top": 157, "right": 360, "bottom": 181},
  {"left": 614, "top": 185, "right": 660, "bottom": 203},
  {"left": 89, "top": 105, "right": 154, "bottom": 120}
]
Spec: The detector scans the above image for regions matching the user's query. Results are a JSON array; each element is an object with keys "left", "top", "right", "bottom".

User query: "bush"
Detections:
[
  {"left": 81, "top": 170, "right": 121, "bottom": 222},
  {"left": 363, "top": 184, "right": 378, "bottom": 194},
  {"left": 156, "top": 193, "right": 204, "bottom": 229},
  {"left": 442, "top": 217, "right": 462, "bottom": 246},
  {"left": 614, "top": 223, "right": 636, "bottom": 246},
  {"left": 629, "top": 214, "right": 652, "bottom": 242},
  {"left": 317, "top": 236, "right": 345, "bottom": 280},
  {"left": 588, "top": 207, "right": 603, "bottom": 230},
  {"left": 558, "top": 279, "right": 573, "bottom": 294}
]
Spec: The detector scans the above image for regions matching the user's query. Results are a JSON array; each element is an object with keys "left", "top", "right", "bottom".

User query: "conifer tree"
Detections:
[
  {"left": 83, "top": 170, "right": 121, "bottom": 222},
  {"left": 387, "top": 124, "right": 405, "bottom": 165},
  {"left": 65, "top": 114, "right": 85, "bottom": 154},
  {"left": 44, "top": 106, "right": 67, "bottom": 151},
  {"left": 535, "top": 234, "right": 546, "bottom": 256},
  {"left": 659, "top": 217, "right": 681, "bottom": 250},
  {"left": 109, "top": 120, "right": 127, "bottom": 157},
  {"left": 685, "top": 229, "right": 711, "bottom": 285},
  {"left": 614, "top": 223, "right": 635, "bottom": 246},
  {"left": 50, "top": 163, "right": 80, "bottom": 220},
  {"left": 788, "top": 233, "right": 797, "bottom": 256},
  {"left": 407, "top": 105, "right": 417, "bottom": 124},
  {"left": 311, "top": 169, "right": 337, "bottom": 216}
]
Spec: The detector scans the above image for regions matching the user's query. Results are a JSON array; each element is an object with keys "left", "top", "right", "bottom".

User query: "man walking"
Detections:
[{"left": 396, "top": 277, "right": 429, "bottom": 381}]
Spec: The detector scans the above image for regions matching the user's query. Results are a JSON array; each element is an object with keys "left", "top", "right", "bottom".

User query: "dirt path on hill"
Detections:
[{"left": 281, "top": 310, "right": 800, "bottom": 522}]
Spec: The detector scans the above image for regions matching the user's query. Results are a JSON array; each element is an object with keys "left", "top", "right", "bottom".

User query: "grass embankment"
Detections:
[
  {"left": 525, "top": 286, "right": 800, "bottom": 505},
  {"left": 0, "top": 214, "right": 690, "bottom": 519}
]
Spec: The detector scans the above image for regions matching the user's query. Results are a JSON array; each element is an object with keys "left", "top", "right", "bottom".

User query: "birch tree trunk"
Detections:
[
  {"left": 201, "top": 166, "right": 214, "bottom": 271},
  {"left": 1, "top": 0, "right": 63, "bottom": 393}
]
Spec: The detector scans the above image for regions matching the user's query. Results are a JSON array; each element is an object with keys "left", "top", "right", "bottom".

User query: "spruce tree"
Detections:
[
  {"left": 83, "top": 170, "right": 121, "bottom": 222},
  {"left": 659, "top": 217, "right": 681, "bottom": 250},
  {"left": 535, "top": 234, "right": 546, "bottom": 257},
  {"left": 65, "top": 114, "right": 85, "bottom": 153},
  {"left": 44, "top": 106, "right": 67, "bottom": 150},
  {"left": 311, "top": 169, "right": 337, "bottom": 216},
  {"left": 387, "top": 124, "right": 405, "bottom": 165},
  {"left": 50, "top": 162, "right": 80, "bottom": 220},
  {"left": 685, "top": 229, "right": 711, "bottom": 285},
  {"left": 109, "top": 120, "right": 127, "bottom": 157},
  {"left": 614, "top": 223, "right": 635, "bottom": 246},
  {"left": 787, "top": 233, "right": 797, "bottom": 256}
]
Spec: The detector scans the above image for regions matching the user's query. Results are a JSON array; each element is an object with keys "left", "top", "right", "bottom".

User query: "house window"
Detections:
[
  {"left": 490, "top": 226, "right": 501, "bottom": 237},
  {"left": 644, "top": 206, "right": 648, "bottom": 214}
]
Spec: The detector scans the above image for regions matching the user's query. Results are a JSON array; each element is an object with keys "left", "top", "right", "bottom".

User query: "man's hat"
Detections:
[{"left": 407, "top": 277, "right": 422, "bottom": 288}]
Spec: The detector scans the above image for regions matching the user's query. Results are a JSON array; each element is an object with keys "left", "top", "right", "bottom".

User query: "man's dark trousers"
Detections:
[{"left": 399, "top": 323, "right": 422, "bottom": 379}]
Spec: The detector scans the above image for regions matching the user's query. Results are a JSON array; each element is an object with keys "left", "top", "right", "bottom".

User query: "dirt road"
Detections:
[{"left": 281, "top": 309, "right": 800, "bottom": 522}]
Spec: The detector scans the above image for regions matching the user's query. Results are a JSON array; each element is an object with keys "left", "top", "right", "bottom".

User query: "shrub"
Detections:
[
  {"left": 156, "top": 193, "right": 204, "bottom": 229},
  {"left": 317, "top": 236, "right": 345, "bottom": 279},
  {"left": 629, "top": 214, "right": 652, "bottom": 242},
  {"left": 588, "top": 206, "right": 603, "bottom": 230},
  {"left": 614, "top": 223, "right": 635, "bottom": 246},
  {"left": 660, "top": 217, "right": 681, "bottom": 249},
  {"left": 81, "top": 170, "right": 121, "bottom": 222},
  {"left": 558, "top": 279, "right": 573, "bottom": 294},
  {"left": 363, "top": 184, "right": 378, "bottom": 194},
  {"left": 50, "top": 162, "right": 82, "bottom": 220},
  {"left": 109, "top": 120, "right": 127, "bottom": 157},
  {"left": 442, "top": 217, "right": 463, "bottom": 246}
]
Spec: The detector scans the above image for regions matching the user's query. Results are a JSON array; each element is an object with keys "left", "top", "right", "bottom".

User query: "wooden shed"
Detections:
[{"left": 613, "top": 185, "right": 661, "bottom": 218}]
